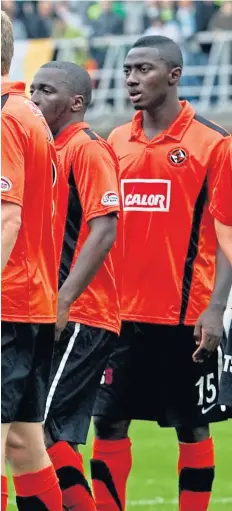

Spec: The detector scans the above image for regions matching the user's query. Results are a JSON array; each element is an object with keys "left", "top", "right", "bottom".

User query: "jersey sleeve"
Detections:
[
  {"left": 107, "top": 129, "right": 119, "bottom": 167},
  {"left": 208, "top": 137, "right": 232, "bottom": 226},
  {"left": 1, "top": 114, "right": 27, "bottom": 206},
  {"left": 72, "top": 140, "right": 120, "bottom": 223}
]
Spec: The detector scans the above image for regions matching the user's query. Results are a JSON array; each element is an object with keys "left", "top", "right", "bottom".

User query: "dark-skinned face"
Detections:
[
  {"left": 30, "top": 67, "right": 83, "bottom": 135},
  {"left": 123, "top": 46, "right": 181, "bottom": 111}
]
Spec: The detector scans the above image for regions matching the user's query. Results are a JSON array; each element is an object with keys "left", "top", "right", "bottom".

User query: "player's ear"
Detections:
[
  {"left": 168, "top": 67, "right": 181, "bottom": 86},
  {"left": 71, "top": 95, "right": 84, "bottom": 112}
]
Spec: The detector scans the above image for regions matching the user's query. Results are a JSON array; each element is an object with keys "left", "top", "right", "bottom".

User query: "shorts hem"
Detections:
[
  {"left": 46, "top": 421, "right": 88, "bottom": 446},
  {"left": 93, "top": 413, "right": 229, "bottom": 426},
  {"left": 1, "top": 416, "right": 44, "bottom": 424},
  {"left": 157, "top": 416, "right": 229, "bottom": 427}
]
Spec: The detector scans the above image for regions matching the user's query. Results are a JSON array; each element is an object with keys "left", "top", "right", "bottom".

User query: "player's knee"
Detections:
[
  {"left": 6, "top": 429, "right": 25, "bottom": 456},
  {"left": 6, "top": 424, "right": 47, "bottom": 470},
  {"left": 5, "top": 430, "right": 23, "bottom": 468},
  {"left": 6, "top": 432, "right": 42, "bottom": 468},
  {"left": 93, "top": 417, "right": 130, "bottom": 440},
  {"left": 176, "top": 424, "right": 210, "bottom": 443}
]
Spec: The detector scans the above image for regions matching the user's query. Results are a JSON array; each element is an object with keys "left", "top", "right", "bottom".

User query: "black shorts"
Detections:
[
  {"left": 219, "top": 321, "right": 232, "bottom": 408},
  {"left": 1, "top": 321, "right": 55, "bottom": 424},
  {"left": 44, "top": 322, "right": 116, "bottom": 445},
  {"left": 94, "top": 322, "right": 229, "bottom": 427}
]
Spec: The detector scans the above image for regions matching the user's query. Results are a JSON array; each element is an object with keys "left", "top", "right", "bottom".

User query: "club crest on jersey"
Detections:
[
  {"left": 121, "top": 179, "right": 171, "bottom": 212},
  {"left": 101, "top": 191, "right": 119, "bottom": 207},
  {"left": 1, "top": 176, "right": 12, "bottom": 192},
  {"left": 169, "top": 148, "right": 188, "bottom": 165}
]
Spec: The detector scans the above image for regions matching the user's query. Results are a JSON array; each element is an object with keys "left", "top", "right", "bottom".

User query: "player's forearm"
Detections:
[
  {"left": 58, "top": 219, "right": 117, "bottom": 307},
  {"left": 209, "top": 245, "right": 232, "bottom": 309},
  {"left": 215, "top": 219, "right": 232, "bottom": 267},
  {"left": 1, "top": 220, "right": 21, "bottom": 272}
]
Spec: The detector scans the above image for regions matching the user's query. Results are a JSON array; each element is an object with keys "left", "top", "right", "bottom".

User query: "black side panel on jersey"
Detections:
[
  {"left": 179, "top": 177, "right": 207, "bottom": 324},
  {"left": 1, "top": 93, "right": 9, "bottom": 110},
  {"left": 194, "top": 114, "right": 229, "bottom": 137},
  {"left": 59, "top": 167, "right": 82, "bottom": 288},
  {"left": 58, "top": 127, "right": 98, "bottom": 287}
]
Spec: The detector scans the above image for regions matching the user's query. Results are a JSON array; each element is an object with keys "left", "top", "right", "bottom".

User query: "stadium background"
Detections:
[{"left": 2, "top": 1, "right": 232, "bottom": 509}]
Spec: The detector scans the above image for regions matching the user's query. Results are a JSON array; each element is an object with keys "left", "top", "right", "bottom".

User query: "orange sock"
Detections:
[
  {"left": 91, "top": 437, "right": 132, "bottom": 511},
  {"left": 1, "top": 475, "right": 8, "bottom": 511},
  {"left": 178, "top": 437, "right": 215, "bottom": 511},
  {"left": 48, "top": 441, "right": 96, "bottom": 511},
  {"left": 13, "top": 464, "right": 62, "bottom": 510}
]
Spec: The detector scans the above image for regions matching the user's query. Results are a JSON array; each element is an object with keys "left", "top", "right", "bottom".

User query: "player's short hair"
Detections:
[
  {"left": 1, "top": 10, "right": 14, "bottom": 76},
  {"left": 40, "top": 61, "right": 92, "bottom": 109},
  {"left": 132, "top": 35, "right": 183, "bottom": 70}
]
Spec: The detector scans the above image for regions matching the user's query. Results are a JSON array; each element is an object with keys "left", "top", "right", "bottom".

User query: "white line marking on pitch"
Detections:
[{"left": 127, "top": 497, "right": 232, "bottom": 506}]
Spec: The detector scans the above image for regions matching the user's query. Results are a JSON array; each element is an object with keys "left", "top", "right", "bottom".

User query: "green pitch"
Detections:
[{"left": 7, "top": 421, "right": 232, "bottom": 511}]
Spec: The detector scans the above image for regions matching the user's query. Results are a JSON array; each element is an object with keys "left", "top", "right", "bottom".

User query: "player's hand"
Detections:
[
  {"left": 55, "top": 299, "right": 70, "bottom": 342},
  {"left": 192, "top": 305, "right": 225, "bottom": 363}
]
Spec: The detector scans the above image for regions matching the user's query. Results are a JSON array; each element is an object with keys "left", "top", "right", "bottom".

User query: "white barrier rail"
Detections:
[
  {"left": 11, "top": 32, "right": 232, "bottom": 116},
  {"left": 53, "top": 31, "right": 232, "bottom": 114}
]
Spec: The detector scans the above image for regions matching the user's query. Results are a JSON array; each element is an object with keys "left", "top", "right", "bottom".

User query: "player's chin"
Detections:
[
  {"left": 131, "top": 100, "right": 147, "bottom": 111},
  {"left": 129, "top": 95, "right": 145, "bottom": 110},
  {"left": 133, "top": 103, "right": 145, "bottom": 111}
]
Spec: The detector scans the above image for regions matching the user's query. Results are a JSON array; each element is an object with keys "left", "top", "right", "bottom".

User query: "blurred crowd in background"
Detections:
[
  {"left": 2, "top": 0, "right": 232, "bottom": 40},
  {"left": 2, "top": 0, "right": 232, "bottom": 96}
]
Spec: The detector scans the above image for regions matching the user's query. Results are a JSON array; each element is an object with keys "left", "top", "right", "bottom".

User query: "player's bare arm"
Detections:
[
  {"left": 193, "top": 246, "right": 232, "bottom": 363},
  {"left": 56, "top": 214, "right": 117, "bottom": 337},
  {"left": 1, "top": 201, "right": 21, "bottom": 272},
  {"left": 214, "top": 219, "right": 232, "bottom": 266}
]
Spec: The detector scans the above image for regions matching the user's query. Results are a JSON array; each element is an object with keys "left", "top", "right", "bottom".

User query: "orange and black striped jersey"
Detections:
[{"left": 54, "top": 122, "right": 121, "bottom": 334}]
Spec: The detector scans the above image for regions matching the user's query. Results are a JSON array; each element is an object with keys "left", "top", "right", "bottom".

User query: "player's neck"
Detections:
[
  {"left": 53, "top": 116, "right": 85, "bottom": 138},
  {"left": 1, "top": 74, "right": 10, "bottom": 83},
  {"left": 142, "top": 97, "right": 181, "bottom": 140}
]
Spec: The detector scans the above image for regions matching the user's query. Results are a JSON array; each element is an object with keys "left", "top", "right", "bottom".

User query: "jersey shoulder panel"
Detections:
[{"left": 193, "top": 114, "right": 230, "bottom": 141}]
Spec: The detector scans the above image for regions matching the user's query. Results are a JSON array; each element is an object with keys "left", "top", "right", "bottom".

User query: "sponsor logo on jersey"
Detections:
[
  {"left": 121, "top": 179, "right": 171, "bottom": 212},
  {"left": 101, "top": 191, "right": 119, "bottom": 207},
  {"left": 169, "top": 148, "right": 188, "bottom": 165},
  {"left": 24, "top": 99, "right": 53, "bottom": 142},
  {"left": 1, "top": 176, "right": 12, "bottom": 192},
  {"left": 24, "top": 99, "right": 44, "bottom": 118}
]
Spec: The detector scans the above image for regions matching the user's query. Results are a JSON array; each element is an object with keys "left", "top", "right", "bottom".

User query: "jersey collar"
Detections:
[
  {"left": 55, "top": 121, "right": 90, "bottom": 149},
  {"left": 130, "top": 101, "right": 195, "bottom": 142},
  {"left": 1, "top": 81, "right": 26, "bottom": 96}
]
